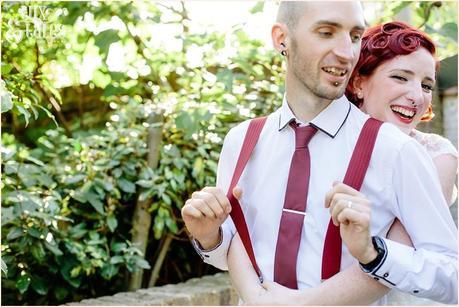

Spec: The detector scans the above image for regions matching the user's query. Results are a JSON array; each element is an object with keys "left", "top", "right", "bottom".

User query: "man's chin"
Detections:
[{"left": 315, "top": 85, "right": 346, "bottom": 101}]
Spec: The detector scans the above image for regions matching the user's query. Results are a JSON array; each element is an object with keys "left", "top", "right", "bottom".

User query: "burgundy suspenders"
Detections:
[
  {"left": 228, "top": 116, "right": 383, "bottom": 284},
  {"left": 322, "top": 118, "right": 383, "bottom": 280},
  {"left": 227, "top": 117, "right": 267, "bottom": 281}
]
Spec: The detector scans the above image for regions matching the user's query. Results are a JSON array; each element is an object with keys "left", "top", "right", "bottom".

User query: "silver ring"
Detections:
[{"left": 346, "top": 201, "right": 352, "bottom": 209}]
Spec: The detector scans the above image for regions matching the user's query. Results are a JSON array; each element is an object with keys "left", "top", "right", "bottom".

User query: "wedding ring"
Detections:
[{"left": 347, "top": 201, "right": 353, "bottom": 209}]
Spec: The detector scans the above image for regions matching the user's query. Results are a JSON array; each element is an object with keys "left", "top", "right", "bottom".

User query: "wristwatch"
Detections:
[{"left": 359, "top": 236, "right": 386, "bottom": 272}]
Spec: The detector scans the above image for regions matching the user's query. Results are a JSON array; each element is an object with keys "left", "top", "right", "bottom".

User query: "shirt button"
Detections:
[{"left": 383, "top": 273, "right": 389, "bottom": 277}]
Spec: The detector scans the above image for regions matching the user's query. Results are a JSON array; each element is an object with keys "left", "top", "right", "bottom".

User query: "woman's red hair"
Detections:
[{"left": 345, "top": 21, "right": 437, "bottom": 121}]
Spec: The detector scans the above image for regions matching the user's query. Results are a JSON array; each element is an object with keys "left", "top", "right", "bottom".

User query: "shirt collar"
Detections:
[{"left": 278, "top": 95, "right": 352, "bottom": 138}]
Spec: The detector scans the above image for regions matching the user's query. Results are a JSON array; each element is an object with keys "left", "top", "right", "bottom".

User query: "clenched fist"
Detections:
[{"left": 181, "top": 186, "right": 242, "bottom": 249}]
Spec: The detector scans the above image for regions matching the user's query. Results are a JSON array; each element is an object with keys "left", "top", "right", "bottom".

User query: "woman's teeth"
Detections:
[{"left": 390, "top": 106, "right": 415, "bottom": 118}]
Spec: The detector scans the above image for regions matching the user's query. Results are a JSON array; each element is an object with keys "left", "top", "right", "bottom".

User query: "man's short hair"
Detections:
[{"left": 276, "top": 1, "right": 308, "bottom": 30}]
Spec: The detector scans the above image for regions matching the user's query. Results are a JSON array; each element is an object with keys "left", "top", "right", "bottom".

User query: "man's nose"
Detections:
[{"left": 333, "top": 35, "right": 356, "bottom": 63}]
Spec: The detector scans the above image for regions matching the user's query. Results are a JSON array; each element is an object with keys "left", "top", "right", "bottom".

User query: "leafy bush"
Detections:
[{"left": 1, "top": 1, "right": 456, "bottom": 305}]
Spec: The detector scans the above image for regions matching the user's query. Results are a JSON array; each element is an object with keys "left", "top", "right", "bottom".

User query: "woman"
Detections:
[
  {"left": 345, "top": 21, "right": 458, "bottom": 305},
  {"left": 227, "top": 21, "right": 458, "bottom": 305}
]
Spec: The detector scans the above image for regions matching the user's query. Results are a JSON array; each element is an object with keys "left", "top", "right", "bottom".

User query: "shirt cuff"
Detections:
[
  {"left": 360, "top": 238, "right": 417, "bottom": 290},
  {"left": 191, "top": 227, "right": 231, "bottom": 270}
]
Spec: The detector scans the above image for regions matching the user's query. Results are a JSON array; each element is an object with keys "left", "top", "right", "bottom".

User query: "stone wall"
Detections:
[
  {"left": 65, "top": 273, "right": 238, "bottom": 306},
  {"left": 442, "top": 86, "right": 458, "bottom": 147}
]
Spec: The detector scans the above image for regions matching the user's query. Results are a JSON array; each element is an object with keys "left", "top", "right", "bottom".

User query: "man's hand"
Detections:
[
  {"left": 181, "top": 186, "right": 241, "bottom": 249},
  {"left": 325, "top": 182, "right": 377, "bottom": 264}
]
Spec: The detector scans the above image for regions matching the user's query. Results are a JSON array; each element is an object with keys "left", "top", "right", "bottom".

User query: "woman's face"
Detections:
[{"left": 358, "top": 48, "right": 436, "bottom": 134}]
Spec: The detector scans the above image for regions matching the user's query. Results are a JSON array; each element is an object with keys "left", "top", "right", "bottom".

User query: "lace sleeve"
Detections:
[
  {"left": 410, "top": 130, "right": 458, "bottom": 159},
  {"left": 411, "top": 130, "right": 458, "bottom": 205}
]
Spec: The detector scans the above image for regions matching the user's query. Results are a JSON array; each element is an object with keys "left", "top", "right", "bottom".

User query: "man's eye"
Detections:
[
  {"left": 319, "top": 32, "right": 333, "bottom": 37},
  {"left": 351, "top": 33, "right": 362, "bottom": 42}
]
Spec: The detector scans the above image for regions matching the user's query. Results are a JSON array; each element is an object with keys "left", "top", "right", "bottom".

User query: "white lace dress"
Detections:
[{"left": 385, "top": 129, "right": 458, "bottom": 305}]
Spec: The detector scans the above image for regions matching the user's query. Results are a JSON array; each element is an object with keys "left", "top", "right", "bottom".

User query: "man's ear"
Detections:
[{"left": 272, "top": 22, "right": 289, "bottom": 54}]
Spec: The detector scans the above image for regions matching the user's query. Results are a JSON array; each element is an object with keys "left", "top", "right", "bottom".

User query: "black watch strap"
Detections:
[{"left": 360, "top": 236, "right": 386, "bottom": 272}]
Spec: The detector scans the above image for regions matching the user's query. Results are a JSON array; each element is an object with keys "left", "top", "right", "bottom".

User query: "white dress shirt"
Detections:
[{"left": 193, "top": 96, "right": 458, "bottom": 304}]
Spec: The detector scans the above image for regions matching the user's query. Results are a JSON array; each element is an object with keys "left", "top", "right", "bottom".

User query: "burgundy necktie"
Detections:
[{"left": 274, "top": 122, "right": 317, "bottom": 289}]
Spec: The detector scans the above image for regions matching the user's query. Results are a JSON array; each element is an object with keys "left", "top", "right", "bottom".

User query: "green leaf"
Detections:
[
  {"left": 161, "top": 193, "right": 172, "bottom": 206},
  {"left": 390, "top": 1, "right": 412, "bottom": 15},
  {"left": 192, "top": 157, "right": 204, "bottom": 177},
  {"left": 136, "top": 179, "right": 152, "bottom": 188},
  {"left": 103, "top": 84, "right": 124, "bottom": 97},
  {"left": 110, "top": 255, "right": 124, "bottom": 264},
  {"left": 24, "top": 156, "right": 45, "bottom": 167},
  {"left": 16, "top": 275, "right": 31, "bottom": 294},
  {"left": 439, "top": 22, "right": 458, "bottom": 41},
  {"left": 138, "top": 187, "right": 154, "bottom": 202},
  {"left": 93, "top": 70, "right": 112, "bottom": 88},
  {"left": 16, "top": 104, "right": 31, "bottom": 127},
  {"left": 73, "top": 140, "right": 82, "bottom": 152},
  {"left": 7, "top": 227, "right": 23, "bottom": 241},
  {"left": 175, "top": 111, "right": 199, "bottom": 138},
  {"left": 101, "top": 263, "right": 118, "bottom": 280},
  {"left": 249, "top": 1, "right": 264, "bottom": 13},
  {"left": 36, "top": 104, "right": 58, "bottom": 127},
  {"left": 135, "top": 258, "right": 151, "bottom": 269},
  {"left": 107, "top": 214, "right": 118, "bottom": 232},
  {"left": 95, "top": 29, "right": 120, "bottom": 55},
  {"left": 69, "top": 223, "right": 87, "bottom": 239},
  {"left": 31, "top": 275, "right": 48, "bottom": 295},
  {"left": 28, "top": 227, "right": 42, "bottom": 238},
  {"left": 64, "top": 174, "right": 86, "bottom": 185},
  {"left": 44, "top": 242, "right": 63, "bottom": 256},
  {"left": 1, "top": 258, "right": 8, "bottom": 276},
  {"left": 153, "top": 217, "right": 164, "bottom": 239},
  {"left": 118, "top": 178, "right": 136, "bottom": 193},
  {"left": 31, "top": 242, "right": 46, "bottom": 262},
  {"left": 60, "top": 260, "right": 82, "bottom": 288},
  {"left": 165, "top": 218, "right": 178, "bottom": 233},
  {"left": 1, "top": 63, "right": 13, "bottom": 75},
  {"left": 1, "top": 207, "right": 15, "bottom": 226},
  {"left": 54, "top": 286, "right": 69, "bottom": 300},
  {"left": 88, "top": 196, "right": 105, "bottom": 214},
  {"left": 111, "top": 242, "right": 126, "bottom": 252}
]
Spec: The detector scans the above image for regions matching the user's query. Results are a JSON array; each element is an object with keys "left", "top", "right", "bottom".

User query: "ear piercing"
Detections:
[
  {"left": 280, "top": 42, "right": 287, "bottom": 56},
  {"left": 357, "top": 91, "right": 363, "bottom": 99}
]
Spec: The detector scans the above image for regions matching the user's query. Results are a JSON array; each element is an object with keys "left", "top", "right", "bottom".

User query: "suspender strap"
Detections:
[
  {"left": 321, "top": 118, "right": 383, "bottom": 280},
  {"left": 227, "top": 117, "right": 267, "bottom": 280}
]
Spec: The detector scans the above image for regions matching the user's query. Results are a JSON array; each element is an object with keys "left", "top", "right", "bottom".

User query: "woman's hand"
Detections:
[{"left": 325, "top": 181, "right": 376, "bottom": 264}]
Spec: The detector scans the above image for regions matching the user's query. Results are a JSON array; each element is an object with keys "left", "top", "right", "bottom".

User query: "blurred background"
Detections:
[{"left": 1, "top": 1, "right": 457, "bottom": 305}]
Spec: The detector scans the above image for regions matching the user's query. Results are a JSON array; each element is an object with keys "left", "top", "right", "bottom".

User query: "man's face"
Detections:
[{"left": 288, "top": 1, "right": 365, "bottom": 100}]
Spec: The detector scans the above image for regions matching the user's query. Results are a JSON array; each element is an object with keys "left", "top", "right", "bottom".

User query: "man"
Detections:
[{"left": 181, "top": 1, "right": 457, "bottom": 304}]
